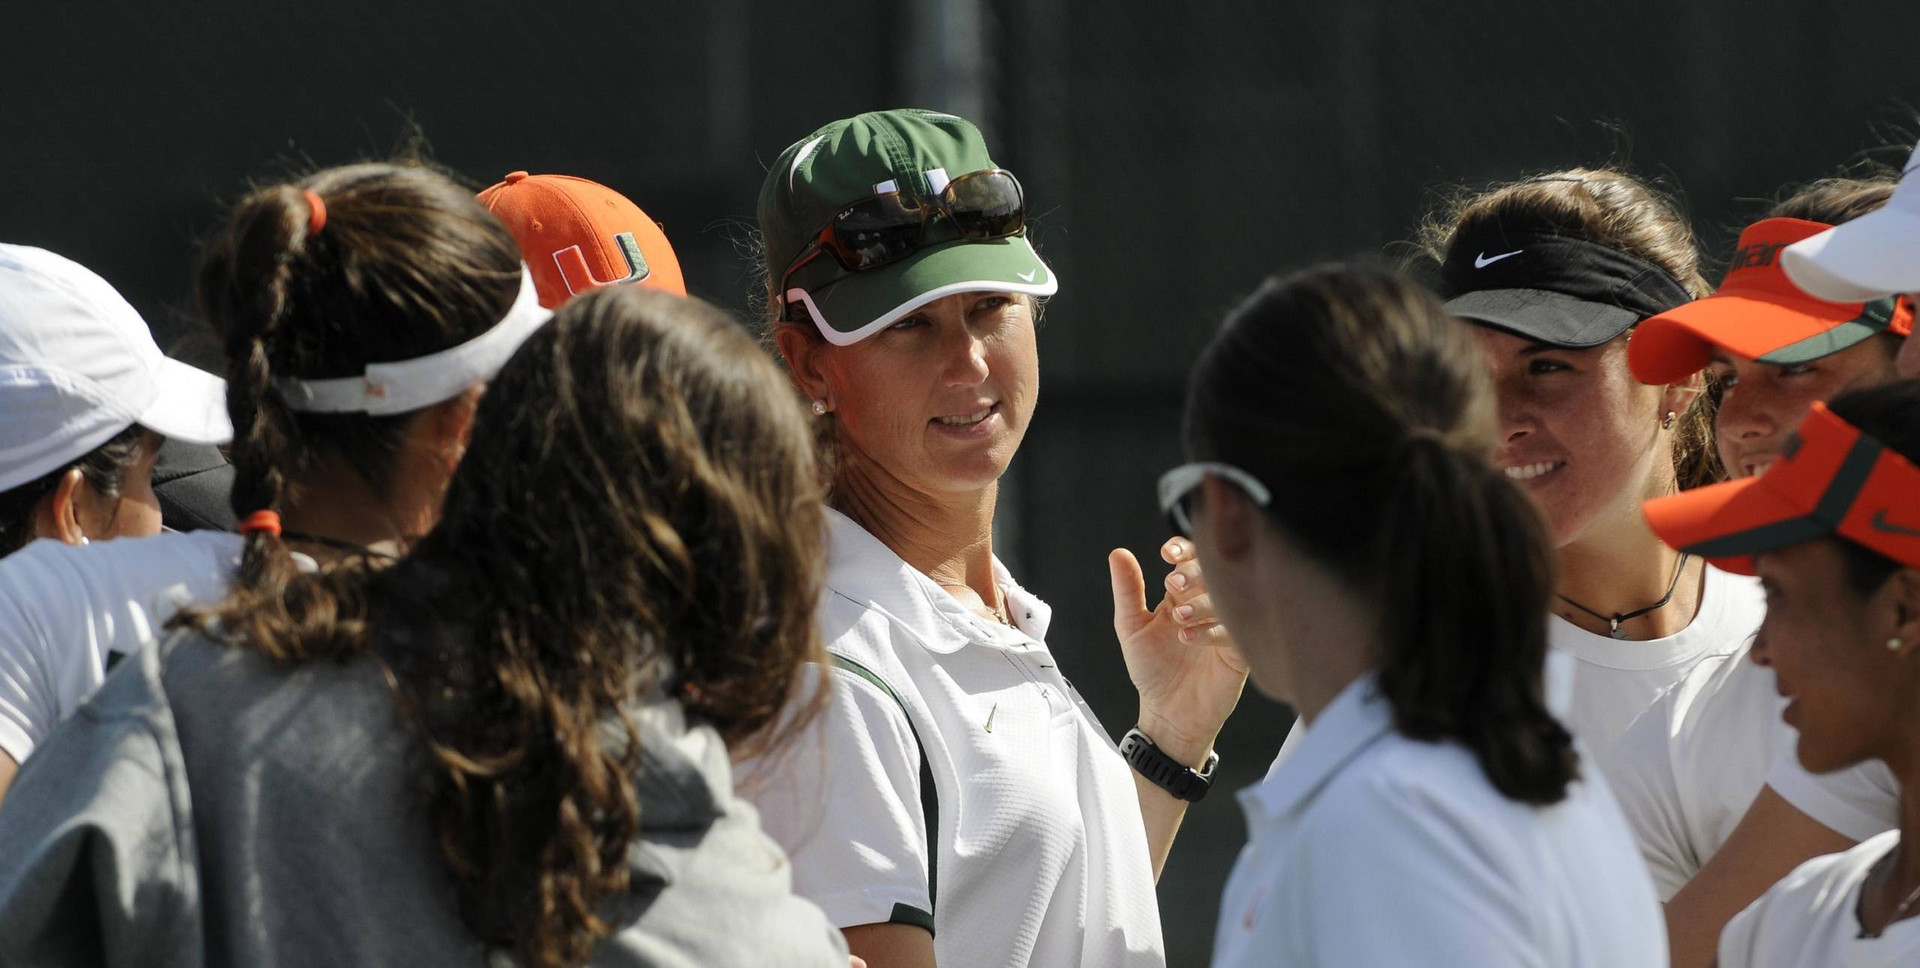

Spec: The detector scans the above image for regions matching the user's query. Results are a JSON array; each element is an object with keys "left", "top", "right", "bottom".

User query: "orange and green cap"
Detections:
[
  {"left": 1629, "top": 218, "right": 1913, "bottom": 386},
  {"left": 477, "top": 171, "right": 686, "bottom": 309},
  {"left": 1644, "top": 401, "right": 1920, "bottom": 575},
  {"left": 759, "top": 109, "right": 1057, "bottom": 345}
]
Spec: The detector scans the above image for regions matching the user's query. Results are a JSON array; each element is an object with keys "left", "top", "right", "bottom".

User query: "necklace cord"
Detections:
[
  {"left": 281, "top": 530, "right": 401, "bottom": 562},
  {"left": 1556, "top": 553, "right": 1692, "bottom": 635}
]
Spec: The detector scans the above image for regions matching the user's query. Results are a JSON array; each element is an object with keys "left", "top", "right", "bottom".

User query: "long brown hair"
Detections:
[
  {"left": 1417, "top": 168, "right": 1724, "bottom": 489},
  {"left": 181, "top": 288, "right": 827, "bottom": 966},
  {"left": 194, "top": 161, "right": 522, "bottom": 624},
  {"left": 1186, "top": 264, "right": 1576, "bottom": 804}
]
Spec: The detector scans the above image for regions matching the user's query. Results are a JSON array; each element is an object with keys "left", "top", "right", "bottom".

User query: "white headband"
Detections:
[{"left": 275, "top": 265, "right": 552, "bottom": 416}]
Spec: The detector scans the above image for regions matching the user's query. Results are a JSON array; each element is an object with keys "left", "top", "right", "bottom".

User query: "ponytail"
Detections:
[
  {"left": 1188, "top": 263, "right": 1578, "bottom": 804},
  {"left": 1374, "top": 436, "right": 1576, "bottom": 804}
]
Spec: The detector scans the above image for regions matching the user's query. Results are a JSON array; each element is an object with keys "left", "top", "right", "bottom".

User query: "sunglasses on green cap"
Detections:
[
  {"left": 779, "top": 167, "right": 1027, "bottom": 309},
  {"left": 762, "top": 109, "right": 1059, "bottom": 346}
]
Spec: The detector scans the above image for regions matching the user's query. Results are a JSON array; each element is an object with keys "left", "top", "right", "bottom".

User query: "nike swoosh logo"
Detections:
[
  {"left": 1872, "top": 509, "right": 1920, "bottom": 538},
  {"left": 1017, "top": 269, "right": 1038, "bottom": 283},
  {"left": 789, "top": 135, "right": 827, "bottom": 190},
  {"left": 1475, "top": 250, "right": 1523, "bottom": 269}
]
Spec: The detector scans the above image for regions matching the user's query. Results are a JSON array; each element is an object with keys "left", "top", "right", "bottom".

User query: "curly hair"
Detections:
[{"left": 180, "top": 287, "right": 827, "bottom": 966}]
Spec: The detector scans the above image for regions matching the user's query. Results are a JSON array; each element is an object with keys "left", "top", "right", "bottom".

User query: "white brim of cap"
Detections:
[
  {"left": 1782, "top": 207, "right": 1920, "bottom": 303},
  {"left": 137, "top": 358, "right": 232, "bottom": 445}
]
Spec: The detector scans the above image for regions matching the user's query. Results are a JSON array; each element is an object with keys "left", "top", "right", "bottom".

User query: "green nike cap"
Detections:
[{"left": 759, "top": 108, "right": 1059, "bottom": 345}]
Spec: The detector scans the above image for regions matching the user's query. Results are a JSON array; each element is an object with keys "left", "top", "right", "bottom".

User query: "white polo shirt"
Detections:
[
  {"left": 1213, "top": 673, "right": 1665, "bottom": 968},
  {"left": 0, "top": 531, "right": 241, "bottom": 764},
  {"left": 739, "top": 509, "right": 1163, "bottom": 967},
  {"left": 1720, "top": 830, "right": 1920, "bottom": 966}
]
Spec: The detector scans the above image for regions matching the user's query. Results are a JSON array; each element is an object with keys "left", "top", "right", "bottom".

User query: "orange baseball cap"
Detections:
[
  {"left": 1628, "top": 218, "right": 1914, "bottom": 386},
  {"left": 477, "top": 171, "right": 686, "bottom": 308},
  {"left": 1644, "top": 401, "right": 1920, "bottom": 575}
]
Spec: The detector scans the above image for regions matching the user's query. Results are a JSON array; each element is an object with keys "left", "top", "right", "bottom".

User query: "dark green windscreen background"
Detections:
[{"left": 5, "top": 2, "right": 1917, "bottom": 960}]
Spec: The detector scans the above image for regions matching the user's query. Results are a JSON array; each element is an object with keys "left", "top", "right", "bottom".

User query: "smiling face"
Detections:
[
  {"left": 1751, "top": 538, "right": 1919, "bottom": 774},
  {"left": 1711, "top": 339, "right": 1899, "bottom": 479},
  {"left": 794, "top": 290, "right": 1039, "bottom": 496},
  {"left": 1472, "top": 326, "right": 1682, "bottom": 547}
]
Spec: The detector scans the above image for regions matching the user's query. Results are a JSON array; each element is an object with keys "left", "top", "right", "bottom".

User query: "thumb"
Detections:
[{"left": 1108, "top": 548, "right": 1154, "bottom": 639}]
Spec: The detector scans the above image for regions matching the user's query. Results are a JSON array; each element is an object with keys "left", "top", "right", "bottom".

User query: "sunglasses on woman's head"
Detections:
[
  {"left": 780, "top": 168, "right": 1027, "bottom": 304},
  {"left": 1157, "top": 462, "right": 1273, "bottom": 538}
]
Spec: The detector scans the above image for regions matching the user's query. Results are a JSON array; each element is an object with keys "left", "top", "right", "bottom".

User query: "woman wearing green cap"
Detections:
[{"left": 739, "top": 109, "right": 1245, "bottom": 967}]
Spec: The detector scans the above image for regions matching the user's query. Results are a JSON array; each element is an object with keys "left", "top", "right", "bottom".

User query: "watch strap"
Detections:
[{"left": 1119, "top": 727, "right": 1218, "bottom": 802}]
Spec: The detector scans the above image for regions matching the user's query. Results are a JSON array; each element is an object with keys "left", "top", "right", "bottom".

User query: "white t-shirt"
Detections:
[
  {"left": 1551, "top": 564, "right": 1765, "bottom": 756},
  {"left": 1212, "top": 673, "right": 1666, "bottom": 968},
  {"left": 1598, "top": 638, "right": 1789, "bottom": 899},
  {"left": 1720, "top": 830, "right": 1920, "bottom": 967},
  {"left": 1268, "top": 567, "right": 1761, "bottom": 777},
  {"left": 739, "top": 510, "right": 1163, "bottom": 967},
  {"left": 0, "top": 531, "right": 240, "bottom": 763},
  {"left": 1769, "top": 748, "right": 1901, "bottom": 844}
]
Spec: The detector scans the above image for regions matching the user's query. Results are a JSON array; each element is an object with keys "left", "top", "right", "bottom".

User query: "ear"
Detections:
[
  {"left": 1888, "top": 568, "right": 1920, "bottom": 658},
  {"left": 1197, "top": 474, "right": 1256, "bottom": 563},
  {"left": 422, "top": 385, "right": 485, "bottom": 476},
  {"left": 1660, "top": 377, "right": 1703, "bottom": 426},
  {"left": 773, "top": 323, "right": 835, "bottom": 407},
  {"left": 32, "top": 469, "right": 91, "bottom": 546}
]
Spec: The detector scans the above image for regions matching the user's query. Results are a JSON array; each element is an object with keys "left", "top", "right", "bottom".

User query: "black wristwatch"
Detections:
[{"left": 1119, "top": 727, "right": 1219, "bottom": 802}]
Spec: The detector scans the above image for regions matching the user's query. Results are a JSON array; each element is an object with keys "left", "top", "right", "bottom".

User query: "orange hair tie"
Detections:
[
  {"left": 239, "top": 510, "right": 283, "bottom": 537},
  {"left": 301, "top": 189, "right": 327, "bottom": 236}
]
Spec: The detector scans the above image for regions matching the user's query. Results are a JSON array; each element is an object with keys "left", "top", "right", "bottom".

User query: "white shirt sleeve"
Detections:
[
  {"left": 1765, "top": 752, "right": 1899, "bottom": 844},
  {"left": 0, "top": 562, "right": 68, "bottom": 764},
  {"left": 741, "top": 664, "right": 933, "bottom": 932},
  {"left": 1275, "top": 775, "right": 1540, "bottom": 968}
]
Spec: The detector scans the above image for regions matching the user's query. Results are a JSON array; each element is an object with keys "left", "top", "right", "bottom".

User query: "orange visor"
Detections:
[
  {"left": 1629, "top": 218, "right": 1914, "bottom": 386},
  {"left": 1644, "top": 401, "right": 1920, "bottom": 575}
]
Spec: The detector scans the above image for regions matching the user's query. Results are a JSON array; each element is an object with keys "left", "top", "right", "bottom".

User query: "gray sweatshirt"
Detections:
[{"left": 0, "top": 631, "right": 850, "bottom": 967}]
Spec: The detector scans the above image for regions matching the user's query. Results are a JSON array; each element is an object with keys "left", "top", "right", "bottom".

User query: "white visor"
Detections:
[{"left": 276, "top": 266, "right": 552, "bottom": 416}]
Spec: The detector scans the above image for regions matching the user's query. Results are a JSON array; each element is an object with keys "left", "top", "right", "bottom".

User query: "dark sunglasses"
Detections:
[
  {"left": 1157, "top": 462, "right": 1273, "bottom": 537},
  {"left": 780, "top": 168, "right": 1026, "bottom": 306}
]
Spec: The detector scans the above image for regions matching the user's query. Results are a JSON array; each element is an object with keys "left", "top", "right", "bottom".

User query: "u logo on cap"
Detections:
[{"left": 552, "top": 233, "right": 651, "bottom": 296}]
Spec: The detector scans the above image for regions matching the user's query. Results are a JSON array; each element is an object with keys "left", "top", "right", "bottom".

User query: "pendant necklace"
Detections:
[{"left": 1556, "top": 553, "right": 1691, "bottom": 640}]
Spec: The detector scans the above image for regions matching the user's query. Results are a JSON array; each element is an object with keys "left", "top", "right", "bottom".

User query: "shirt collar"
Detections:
[
  {"left": 1242, "top": 671, "right": 1394, "bottom": 824},
  {"left": 823, "top": 508, "right": 1049, "bottom": 653}
]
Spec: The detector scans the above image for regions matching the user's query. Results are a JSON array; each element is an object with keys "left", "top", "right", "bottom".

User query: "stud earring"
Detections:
[
  {"left": 1662, "top": 411, "right": 1677, "bottom": 431},
  {"left": 810, "top": 400, "right": 829, "bottom": 417},
  {"left": 1889, "top": 637, "right": 1905, "bottom": 652}
]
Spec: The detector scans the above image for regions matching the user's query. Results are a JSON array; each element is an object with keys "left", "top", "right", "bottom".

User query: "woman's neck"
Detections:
[
  {"left": 1554, "top": 499, "right": 1704, "bottom": 640},
  {"left": 278, "top": 461, "right": 430, "bottom": 565},
  {"left": 833, "top": 452, "right": 1000, "bottom": 610}
]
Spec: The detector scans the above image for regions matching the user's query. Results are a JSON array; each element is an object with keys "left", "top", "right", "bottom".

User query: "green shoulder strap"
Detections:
[{"left": 827, "top": 653, "right": 939, "bottom": 935}]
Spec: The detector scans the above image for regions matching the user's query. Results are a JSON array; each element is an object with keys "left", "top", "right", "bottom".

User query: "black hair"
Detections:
[
  {"left": 1184, "top": 263, "right": 1577, "bottom": 804},
  {"left": 0, "top": 423, "right": 148, "bottom": 555}
]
